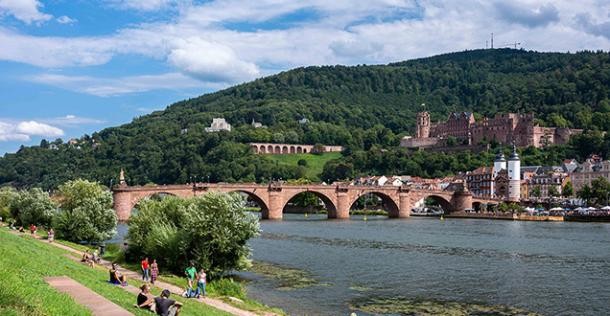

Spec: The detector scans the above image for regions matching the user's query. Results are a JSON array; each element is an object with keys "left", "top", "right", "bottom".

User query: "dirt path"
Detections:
[{"left": 45, "top": 276, "right": 133, "bottom": 316}]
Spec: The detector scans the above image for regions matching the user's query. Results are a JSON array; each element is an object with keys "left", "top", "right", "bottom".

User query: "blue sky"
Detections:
[{"left": 1, "top": 0, "right": 609, "bottom": 154}]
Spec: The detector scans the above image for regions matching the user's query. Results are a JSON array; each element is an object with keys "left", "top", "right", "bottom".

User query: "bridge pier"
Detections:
[
  {"left": 266, "top": 191, "right": 283, "bottom": 220},
  {"left": 451, "top": 191, "right": 473, "bottom": 212},
  {"left": 334, "top": 192, "right": 350, "bottom": 219},
  {"left": 113, "top": 191, "right": 132, "bottom": 222},
  {"left": 398, "top": 193, "right": 411, "bottom": 218}
]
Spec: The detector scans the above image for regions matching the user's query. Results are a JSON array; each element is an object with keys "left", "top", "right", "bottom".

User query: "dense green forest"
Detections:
[{"left": 1, "top": 49, "right": 609, "bottom": 189}]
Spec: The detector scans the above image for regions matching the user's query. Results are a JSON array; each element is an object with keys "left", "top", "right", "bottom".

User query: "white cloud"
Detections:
[
  {"left": 0, "top": 0, "right": 52, "bottom": 24},
  {"left": 56, "top": 15, "right": 77, "bottom": 24},
  {"left": 28, "top": 72, "right": 204, "bottom": 96},
  {"left": 0, "top": 120, "right": 63, "bottom": 142},
  {"left": 108, "top": 0, "right": 173, "bottom": 11},
  {"left": 43, "top": 115, "right": 106, "bottom": 126},
  {"left": 1, "top": 0, "right": 610, "bottom": 91},
  {"left": 168, "top": 37, "right": 260, "bottom": 82}
]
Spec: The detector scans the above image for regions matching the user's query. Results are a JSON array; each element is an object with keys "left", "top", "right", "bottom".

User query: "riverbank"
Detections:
[
  {"left": 447, "top": 211, "right": 564, "bottom": 221},
  {"left": 5, "top": 225, "right": 283, "bottom": 316},
  {"left": 0, "top": 227, "right": 230, "bottom": 315}
]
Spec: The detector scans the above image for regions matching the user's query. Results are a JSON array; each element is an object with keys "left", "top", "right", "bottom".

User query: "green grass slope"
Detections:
[
  {"left": 267, "top": 152, "right": 341, "bottom": 180},
  {"left": 0, "top": 228, "right": 229, "bottom": 316}
]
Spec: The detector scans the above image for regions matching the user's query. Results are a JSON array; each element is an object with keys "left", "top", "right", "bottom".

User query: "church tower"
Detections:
[
  {"left": 492, "top": 150, "right": 506, "bottom": 197},
  {"left": 507, "top": 145, "right": 521, "bottom": 201},
  {"left": 416, "top": 111, "right": 431, "bottom": 138}
]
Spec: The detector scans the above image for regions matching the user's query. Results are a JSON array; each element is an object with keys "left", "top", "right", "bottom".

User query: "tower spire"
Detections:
[{"left": 119, "top": 168, "right": 126, "bottom": 186}]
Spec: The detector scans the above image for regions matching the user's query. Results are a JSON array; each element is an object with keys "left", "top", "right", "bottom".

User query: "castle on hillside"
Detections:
[{"left": 401, "top": 111, "right": 582, "bottom": 149}]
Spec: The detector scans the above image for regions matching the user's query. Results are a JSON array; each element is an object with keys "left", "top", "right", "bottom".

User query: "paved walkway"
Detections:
[
  {"left": 45, "top": 276, "right": 133, "bottom": 316},
  {"left": 9, "top": 229, "right": 270, "bottom": 316}
]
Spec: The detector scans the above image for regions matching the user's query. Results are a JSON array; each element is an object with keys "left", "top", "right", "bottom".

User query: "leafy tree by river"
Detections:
[
  {"left": 8, "top": 188, "right": 56, "bottom": 227},
  {"left": 53, "top": 179, "right": 117, "bottom": 243},
  {"left": 126, "top": 193, "right": 260, "bottom": 278}
]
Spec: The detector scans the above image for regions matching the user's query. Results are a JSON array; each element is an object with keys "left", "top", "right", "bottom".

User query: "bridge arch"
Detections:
[
  {"left": 226, "top": 190, "right": 270, "bottom": 216},
  {"left": 349, "top": 190, "right": 400, "bottom": 217},
  {"left": 423, "top": 194, "right": 453, "bottom": 213},
  {"left": 282, "top": 190, "right": 337, "bottom": 218}
]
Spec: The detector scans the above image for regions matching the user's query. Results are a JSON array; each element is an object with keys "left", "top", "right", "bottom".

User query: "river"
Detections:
[{"left": 241, "top": 214, "right": 610, "bottom": 315}]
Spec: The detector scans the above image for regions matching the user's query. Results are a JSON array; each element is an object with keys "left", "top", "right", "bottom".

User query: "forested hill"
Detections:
[{"left": 1, "top": 49, "right": 610, "bottom": 189}]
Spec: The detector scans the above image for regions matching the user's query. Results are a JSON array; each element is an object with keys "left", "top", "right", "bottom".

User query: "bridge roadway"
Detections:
[{"left": 112, "top": 183, "right": 500, "bottom": 221}]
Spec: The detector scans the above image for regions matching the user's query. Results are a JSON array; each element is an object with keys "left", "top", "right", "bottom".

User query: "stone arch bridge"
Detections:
[{"left": 113, "top": 183, "right": 499, "bottom": 221}]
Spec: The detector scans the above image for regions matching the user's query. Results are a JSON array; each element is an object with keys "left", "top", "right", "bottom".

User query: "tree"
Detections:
[
  {"left": 9, "top": 188, "right": 56, "bottom": 227},
  {"left": 0, "top": 187, "right": 18, "bottom": 221},
  {"left": 311, "top": 143, "right": 326, "bottom": 155},
  {"left": 127, "top": 193, "right": 259, "bottom": 278},
  {"left": 578, "top": 184, "right": 592, "bottom": 204},
  {"left": 53, "top": 179, "right": 117, "bottom": 243},
  {"left": 562, "top": 181, "right": 574, "bottom": 198},
  {"left": 589, "top": 177, "right": 610, "bottom": 206},
  {"left": 548, "top": 185, "right": 559, "bottom": 197},
  {"left": 531, "top": 185, "right": 542, "bottom": 199}
]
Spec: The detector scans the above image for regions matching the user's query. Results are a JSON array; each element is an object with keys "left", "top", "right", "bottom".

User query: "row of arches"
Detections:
[
  {"left": 137, "top": 190, "right": 454, "bottom": 219},
  {"left": 251, "top": 144, "right": 310, "bottom": 154}
]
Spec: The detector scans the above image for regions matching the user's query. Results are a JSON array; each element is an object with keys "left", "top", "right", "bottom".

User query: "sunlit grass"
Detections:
[{"left": 0, "top": 228, "right": 229, "bottom": 316}]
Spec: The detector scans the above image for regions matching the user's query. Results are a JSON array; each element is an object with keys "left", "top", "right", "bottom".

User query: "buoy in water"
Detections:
[
  {"left": 440, "top": 215, "right": 444, "bottom": 220},
  {"left": 305, "top": 213, "right": 308, "bottom": 218},
  {"left": 363, "top": 215, "right": 368, "bottom": 221}
]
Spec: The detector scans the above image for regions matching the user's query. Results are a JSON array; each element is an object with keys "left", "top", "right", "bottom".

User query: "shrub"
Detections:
[
  {"left": 53, "top": 179, "right": 117, "bottom": 243},
  {"left": 127, "top": 192, "right": 260, "bottom": 279}
]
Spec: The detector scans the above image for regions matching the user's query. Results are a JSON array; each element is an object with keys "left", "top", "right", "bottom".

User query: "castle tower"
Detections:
[
  {"left": 507, "top": 145, "right": 521, "bottom": 201},
  {"left": 492, "top": 150, "right": 506, "bottom": 197},
  {"left": 416, "top": 111, "right": 430, "bottom": 138}
]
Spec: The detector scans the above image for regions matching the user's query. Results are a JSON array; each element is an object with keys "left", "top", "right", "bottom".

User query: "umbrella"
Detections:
[
  {"left": 524, "top": 207, "right": 535, "bottom": 211},
  {"left": 601, "top": 206, "right": 610, "bottom": 211},
  {"left": 549, "top": 207, "right": 564, "bottom": 211},
  {"left": 575, "top": 207, "right": 586, "bottom": 211},
  {"left": 587, "top": 207, "right": 597, "bottom": 211}
]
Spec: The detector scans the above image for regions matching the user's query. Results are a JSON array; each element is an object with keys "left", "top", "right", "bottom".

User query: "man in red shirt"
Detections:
[{"left": 141, "top": 257, "right": 150, "bottom": 282}]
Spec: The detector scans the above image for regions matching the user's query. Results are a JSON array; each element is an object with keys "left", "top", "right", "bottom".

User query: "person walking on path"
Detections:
[
  {"left": 195, "top": 268, "right": 206, "bottom": 298},
  {"left": 184, "top": 261, "right": 197, "bottom": 290},
  {"left": 150, "top": 259, "right": 159, "bottom": 285},
  {"left": 141, "top": 257, "right": 150, "bottom": 282},
  {"left": 47, "top": 228, "right": 54, "bottom": 243}
]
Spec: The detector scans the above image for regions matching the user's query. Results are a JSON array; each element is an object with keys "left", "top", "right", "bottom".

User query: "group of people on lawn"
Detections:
[{"left": 106, "top": 258, "right": 206, "bottom": 316}]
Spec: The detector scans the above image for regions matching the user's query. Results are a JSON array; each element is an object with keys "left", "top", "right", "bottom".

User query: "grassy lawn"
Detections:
[
  {"left": 0, "top": 228, "right": 230, "bottom": 316},
  {"left": 267, "top": 152, "right": 342, "bottom": 180},
  {"left": 43, "top": 231, "right": 285, "bottom": 315}
]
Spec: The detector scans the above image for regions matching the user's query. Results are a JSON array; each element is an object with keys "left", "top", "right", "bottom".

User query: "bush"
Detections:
[
  {"left": 297, "top": 159, "right": 308, "bottom": 167},
  {"left": 127, "top": 192, "right": 260, "bottom": 279},
  {"left": 53, "top": 179, "right": 117, "bottom": 243},
  {"left": 9, "top": 188, "right": 56, "bottom": 227}
]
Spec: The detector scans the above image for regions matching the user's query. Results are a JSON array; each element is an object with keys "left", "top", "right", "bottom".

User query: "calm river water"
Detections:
[{"left": 241, "top": 214, "right": 610, "bottom": 315}]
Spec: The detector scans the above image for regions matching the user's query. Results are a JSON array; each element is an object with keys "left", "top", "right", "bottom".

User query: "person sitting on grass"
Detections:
[
  {"left": 81, "top": 250, "right": 95, "bottom": 268},
  {"left": 109, "top": 263, "right": 127, "bottom": 286},
  {"left": 135, "top": 284, "right": 156, "bottom": 312},
  {"left": 155, "top": 289, "right": 183, "bottom": 316}
]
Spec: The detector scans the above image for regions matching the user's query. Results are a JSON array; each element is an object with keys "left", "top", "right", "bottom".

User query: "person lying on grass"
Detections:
[
  {"left": 135, "top": 284, "right": 156, "bottom": 312},
  {"left": 109, "top": 263, "right": 128, "bottom": 286},
  {"left": 155, "top": 289, "right": 183, "bottom": 316}
]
